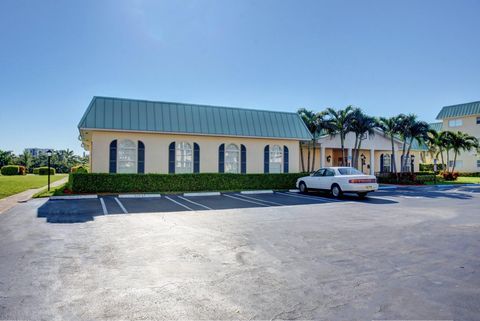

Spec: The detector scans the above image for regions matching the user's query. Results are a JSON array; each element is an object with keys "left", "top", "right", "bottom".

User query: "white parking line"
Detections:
[
  {"left": 177, "top": 196, "right": 213, "bottom": 210},
  {"left": 165, "top": 196, "right": 194, "bottom": 211},
  {"left": 99, "top": 198, "right": 108, "bottom": 215},
  {"left": 234, "top": 193, "right": 284, "bottom": 206},
  {"left": 280, "top": 191, "right": 340, "bottom": 202},
  {"left": 114, "top": 197, "right": 128, "bottom": 214},
  {"left": 223, "top": 194, "right": 270, "bottom": 207}
]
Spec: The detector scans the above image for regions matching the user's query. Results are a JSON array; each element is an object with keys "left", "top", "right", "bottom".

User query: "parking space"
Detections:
[{"left": 39, "top": 190, "right": 358, "bottom": 220}]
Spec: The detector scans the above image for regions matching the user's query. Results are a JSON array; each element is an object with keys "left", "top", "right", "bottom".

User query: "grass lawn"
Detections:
[
  {"left": 424, "top": 176, "right": 480, "bottom": 185},
  {"left": 33, "top": 183, "right": 69, "bottom": 198},
  {"left": 0, "top": 174, "right": 68, "bottom": 199}
]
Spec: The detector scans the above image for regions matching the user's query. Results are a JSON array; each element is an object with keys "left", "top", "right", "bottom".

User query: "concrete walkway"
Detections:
[{"left": 0, "top": 177, "right": 68, "bottom": 214}]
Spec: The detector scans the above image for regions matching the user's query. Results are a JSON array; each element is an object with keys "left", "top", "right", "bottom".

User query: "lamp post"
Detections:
[
  {"left": 360, "top": 153, "right": 366, "bottom": 172},
  {"left": 46, "top": 150, "right": 52, "bottom": 191},
  {"left": 410, "top": 154, "right": 415, "bottom": 175}
]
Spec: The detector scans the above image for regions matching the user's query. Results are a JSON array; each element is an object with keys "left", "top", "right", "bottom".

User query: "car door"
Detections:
[
  {"left": 309, "top": 168, "right": 325, "bottom": 189},
  {"left": 320, "top": 168, "right": 336, "bottom": 190}
]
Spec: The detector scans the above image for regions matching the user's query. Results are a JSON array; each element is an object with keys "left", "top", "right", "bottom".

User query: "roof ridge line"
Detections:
[{"left": 92, "top": 96, "right": 300, "bottom": 116}]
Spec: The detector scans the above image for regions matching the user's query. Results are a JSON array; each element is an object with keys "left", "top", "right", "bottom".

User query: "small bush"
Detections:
[
  {"left": 442, "top": 172, "right": 459, "bottom": 181},
  {"left": 376, "top": 172, "right": 436, "bottom": 185},
  {"left": 415, "top": 171, "right": 434, "bottom": 176},
  {"left": 419, "top": 163, "right": 445, "bottom": 172},
  {"left": 33, "top": 167, "right": 55, "bottom": 175},
  {"left": 1, "top": 165, "right": 25, "bottom": 176},
  {"left": 458, "top": 172, "right": 480, "bottom": 177},
  {"left": 69, "top": 173, "right": 306, "bottom": 193},
  {"left": 70, "top": 165, "right": 88, "bottom": 174},
  {"left": 414, "top": 175, "right": 437, "bottom": 183}
]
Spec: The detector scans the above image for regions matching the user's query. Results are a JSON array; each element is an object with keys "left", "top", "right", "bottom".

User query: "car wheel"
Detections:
[
  {"left": 299, "top": 182, "right": 308, "bottom": 194},
  {"left": 357, "top": 192, "right": 368, "bottom": 199},
  {"left": 331, "top": 184, "right": 343, "bottom": 198}
]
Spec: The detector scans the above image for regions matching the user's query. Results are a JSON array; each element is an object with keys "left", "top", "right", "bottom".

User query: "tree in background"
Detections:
[
  {"left": 378, "top": 116, "right": 402, "bottom": 173},
  {"left": 349, "top": 108, "right": 378, "bottom": 169},
  {"left": 298, "top": 108, "right": 318, "bottom": 172},
  {"left": 447, "top": 131, "right": 479, "bottom": 173},
  {"left": 398, "top": 114, "right": 430, "bottom": 172},
  {"left": 18, "top": 151, "right": 33, "bottom": 172},
  {"left": 323, "top": 106, "right": 355, "bottom": 166},
  {"left": 0, "top": 150, "right": 14, "bottom": 168}
]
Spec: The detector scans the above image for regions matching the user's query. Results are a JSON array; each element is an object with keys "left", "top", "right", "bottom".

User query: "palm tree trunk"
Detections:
[
  {"left": 401, "top": 141, "right": 407, "bottom": 172},
  {"left": 307, "top": 141, "right": 311, "bottom": 172},
  {"left": 451, "top": 151, "right": 457, "bottom": 173},
  {"left": 300, "top": 142, "right": 305, "bottom": 172},
  {"left": 356, "top": 139, "right": 363, "bottom": 170},
  {"left": 353, "top": 134, "right": 359, "bottom": 169},
  {"left": 340, "top": 135, "right": 345, "bottom": 166},
  {"left": 405, "top": 137, "right": 414, "bottom": 171},
  {"left": 311, "top": 139, "right": 316, "bottom": 171},
  {"left": 390, "top": 136, "right": 397, "bottom": 173},
  {"left": 446, "top": 149, "right": 450, "bottom": 172}
]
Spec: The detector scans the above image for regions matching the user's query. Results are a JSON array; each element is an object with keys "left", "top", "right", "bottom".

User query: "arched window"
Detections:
[
  {"left": 382, "top": 154, "right": 391, "bottom": 173},
  {"left": 118, "top": 139, "right": 137, "bottom": 173},
  {"left": 175, "top": 142, "right": 193, "bottom": 173},
  {"left": 269, "top": 145, "right": 283, "bottom": 173},
  {"left": 225, "top": 143, "right": 240, "bottom": 173}
]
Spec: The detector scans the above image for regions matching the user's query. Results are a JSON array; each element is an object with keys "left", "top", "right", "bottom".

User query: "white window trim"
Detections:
[
  {"left": 269, "top": 145, "right": 283, "bottom": 173},
  {"left": 117, "top": 139, "right": 137, "bottom": 174},
  {"left": 225, "top": 143, "right": 240, "bottom": 174},
  {"left": 175, "top": 142, "right": 193, "bottom": 174},
  {"left": 448, "top": 119, "right": 463, "bottom": 127}
]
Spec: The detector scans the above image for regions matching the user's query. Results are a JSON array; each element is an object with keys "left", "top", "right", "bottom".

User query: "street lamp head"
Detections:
[{"left": 46, "top": 150, "right": 52, "bottom": 157}]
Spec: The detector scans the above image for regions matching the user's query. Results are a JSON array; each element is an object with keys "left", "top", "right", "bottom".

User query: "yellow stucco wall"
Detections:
[
  {"left": 90, "top": 131, "right": 301, "bottom": 174},
  {"left": 442, "top": 115, "right": 480, "bottom": 172}
]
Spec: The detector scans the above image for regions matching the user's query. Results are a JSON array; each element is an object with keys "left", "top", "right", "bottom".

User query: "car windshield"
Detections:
[{"left": 337, "top": 167, "right": 364, "bottom": 175}]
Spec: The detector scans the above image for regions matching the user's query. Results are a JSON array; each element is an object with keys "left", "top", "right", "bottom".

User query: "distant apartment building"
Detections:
[
  {"left": 24, "top": 148, "right": 51, "bottom": 157},
  {"left": 430, "top": 101, "right": 480, "bottom": 172}
]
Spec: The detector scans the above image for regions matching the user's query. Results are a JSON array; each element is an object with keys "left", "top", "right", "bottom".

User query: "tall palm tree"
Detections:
[
  {"left": 398, "top": 114, "right": 429, "bottom": 172},
  {"left": 19, "top": 151, "right": 33, "bottom": 172},
  {"left": 350, "top": 109, "right": 377, "bottom": 169},
  {"left": 324, "top": 106, "right": 355, "bottom": 166},
  {"left": 378, "top": 116, "right": 402, "bottom": 173},
  {"left": 448, "top": 131, "right": 479, "bottom": 173},
  {"left": 298, "top": 108, "right": 317, "bottom": 172}
]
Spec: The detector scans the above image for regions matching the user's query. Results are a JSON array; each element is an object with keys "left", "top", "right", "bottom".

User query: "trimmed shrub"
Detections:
[
  {"left": 376, "top": 172, "right": 436, "bottom": 185},
  {"left": 419, "top": 163, "right": 445, "bottom": 172},
  {"left": 70, "top": 173, "right": 306, "bottom": 193},
  {"left": 1, "top": 165, "right": 25, "bottom": 176},
  {"left": 70, "top": 165, "right": 88, "bottom": 174},
  {"left": 458, "top": 172, "right": 480, "bottom": 177},
  {"left": 442, "top": 172, "right": 459, "bottom": 181},
  {"left": 415, "top": 171, "right": 434, "bottom": 176},
  {"left": 33, "top": 167, "right": 55, "bottom": 175}
]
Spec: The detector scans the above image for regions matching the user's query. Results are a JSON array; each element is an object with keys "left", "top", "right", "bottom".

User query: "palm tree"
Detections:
[
  {"left": 19, "top": 151, "right": 33, "bottom": 172},
  {"left": 350, "top": 109, "right": 377, "bottom": 169},
  {"left": 448, "top": 131, "right": 479, "bottom": 173},
  {"left": 398, "top": 114, "right": 429, "bottom": 172},
  {"left": 324, "top": 106, "right": 355, "bottom": 166},
  {"left": 378, "top": 116, "right": 402, "bottom": 173},
  {"left": 0, "top": 150, "right": 14, "bottom": 167},
  {"left": 298, "top": 108, "right": 317, "bottom": 172}
]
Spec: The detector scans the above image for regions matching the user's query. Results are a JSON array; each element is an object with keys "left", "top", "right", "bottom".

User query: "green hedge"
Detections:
[
  {"left": 70, "top": 165, "right": 88, "bottom": 174},
  {"left": 70, "top": 173, "right": 307, "bottom": 193},
  {"left": 33, "top": 167, "right": 56, "bottom": 175},
  {"left": 419, "top": 163, "right": 445, "bottom": 171},
  {"left": 376, "top": 172, "right": 437, "bottom": 185},
  {"left": 1, "top": 165, "right": 26, "bottom": 176},
  {"left": 458, "top": 172, "right": 480, "bottom": 177}
]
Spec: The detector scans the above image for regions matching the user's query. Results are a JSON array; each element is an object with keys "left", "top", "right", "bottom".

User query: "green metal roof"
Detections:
[
  {"left": 436, "top": 101, "right": 480, "bottom": 119},
  {"left": 78, "top": 96, "right": 312, "bottom": 140},
  {"left": 410, "top": 139, "right": 428, "bottom": 151},
  {"left": 429, "top": 122, "right": 443, "bottom": 132}
]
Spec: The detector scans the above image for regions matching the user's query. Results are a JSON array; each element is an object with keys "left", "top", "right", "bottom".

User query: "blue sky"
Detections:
[{"left": 1, "top": 0, "right": 479, "bottom": 155}]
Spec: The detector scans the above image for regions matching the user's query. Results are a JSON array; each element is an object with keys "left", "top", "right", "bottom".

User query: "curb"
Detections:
[
  {"left": 378, "top": 186, "right": 397, "bottom": 190},
  {"left": 240, "top": 190, "right": 273, "bottom": 194},
  {"left": 50, "top": 195, "right": 98, "bottom": 200},
  {"left": 288, "top": 189, "right": 300, "bottom": 193},
  {"left": 183, "top": 192, "right": 221, "bottom": 197},
  {"left": 118, "top": 194, "right": 161, "bottom": 198}
]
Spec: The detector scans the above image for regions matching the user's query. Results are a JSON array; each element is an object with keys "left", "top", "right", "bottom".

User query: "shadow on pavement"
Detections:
[{"left": 37, "top": 199, "right": 104, "bottom": 223}]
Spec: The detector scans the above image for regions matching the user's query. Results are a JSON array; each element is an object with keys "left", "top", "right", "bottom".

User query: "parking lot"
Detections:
[
  {"left": 1, "top": 185, "right": 480, "bottom": 320},
  {"left": 38, "top": 190, "right": 400, "bottom": 223}
]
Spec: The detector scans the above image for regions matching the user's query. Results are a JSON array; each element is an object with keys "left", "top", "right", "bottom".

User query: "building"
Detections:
[
  {"left": 24, "top": 148, "right": 52, "bottom": 157},
  {"left": 78, "top": 97, "right": 312, "bottom": 174},
  {"left": 431, "top": 101, "right": 480, "bottom": 172},
  {"left": 301, "top": 129, "right": 427, "bottom": 175}
]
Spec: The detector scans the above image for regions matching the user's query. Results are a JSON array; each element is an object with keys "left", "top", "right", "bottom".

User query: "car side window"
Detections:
[
  {"left": 314, "top": 169, "right": 325, "bottom": 176},
  {"left": 324, "top": 169, "right": 335, "bottom": 176}
]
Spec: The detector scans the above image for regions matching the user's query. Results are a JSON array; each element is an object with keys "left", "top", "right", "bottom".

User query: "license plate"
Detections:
[{"left": 365, "top": 186, "right": 373, "bottom": 190}]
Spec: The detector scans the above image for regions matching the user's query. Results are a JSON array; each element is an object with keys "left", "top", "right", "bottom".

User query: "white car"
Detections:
[{"left": 296, "top": 167, "right": 378, "bottom": 198}]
